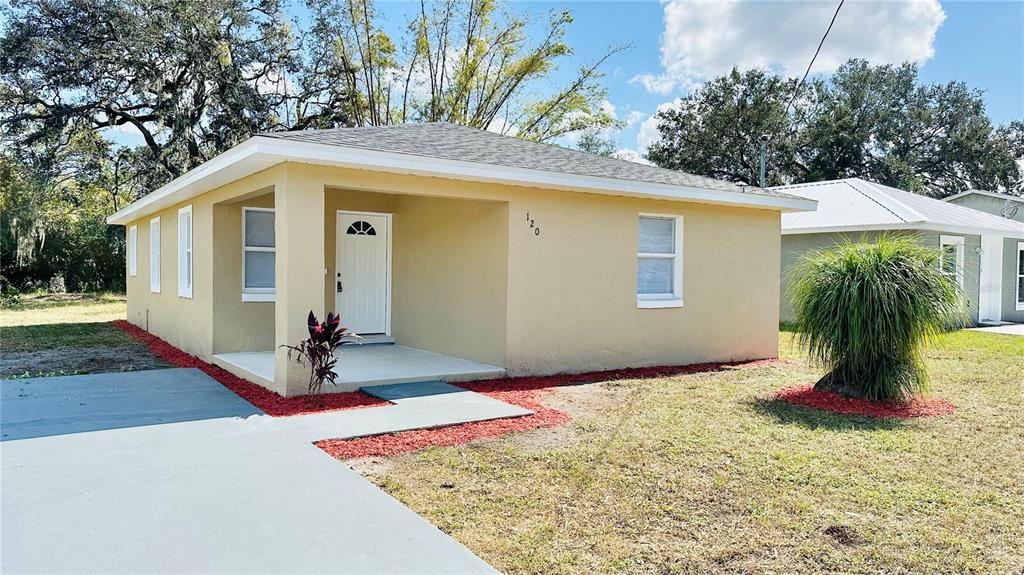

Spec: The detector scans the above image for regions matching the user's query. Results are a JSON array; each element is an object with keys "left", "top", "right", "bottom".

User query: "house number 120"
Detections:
[{"left": 526, "top": 212, "right": 541, "bottom": 236}]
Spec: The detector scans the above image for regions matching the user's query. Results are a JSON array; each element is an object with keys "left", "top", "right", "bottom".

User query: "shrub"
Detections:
[
  {"left": 790, "top": 235, "right": 968, "bottom": 402},
  {"left": 281, "top": 311, "right": 361, "bottom": 397}
]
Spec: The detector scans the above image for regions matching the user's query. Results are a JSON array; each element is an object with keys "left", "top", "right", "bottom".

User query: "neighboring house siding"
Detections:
[
  {"left": 947, "top": 194, "right": 1024, "bottom": 223},
  {"left": 1003, "top": 237, "right": 1024, "bottom": 323},
  {"left": 781, "top": 231, "right": 982, "bottom": 325}
]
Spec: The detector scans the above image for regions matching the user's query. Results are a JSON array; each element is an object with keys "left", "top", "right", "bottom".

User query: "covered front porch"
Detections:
[
  {"left": 208, "top": 163, "right": 511, "bottom": 396},
  {"left": 211, "top": 344, "right": 505, "bottom": 392}
]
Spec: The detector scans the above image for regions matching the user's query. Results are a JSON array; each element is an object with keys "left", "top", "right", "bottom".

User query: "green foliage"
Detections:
[
  {"left": 0, "top": 0, "right": 621, "bottom": 292},
  {"left": 308, "top": 0, "right": 624, "bottom": 141},
  {"left": 575, "top": 128, "right": 618, "bottom": 157},
  {"left": 281, "top": 311, "right": 362, "bottom": 396},
  {"left": 647, "top": 60, "right": 1024, "bottom": 197},
  {"left": 1, "top": 148, "right": 126, "bottom": 292},
  {"left": 790, "top": 236, "right": 969, "bottom": 401}
]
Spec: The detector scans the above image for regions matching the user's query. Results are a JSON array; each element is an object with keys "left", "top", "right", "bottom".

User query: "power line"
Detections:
[{"left": 785, "top": 0, "right": 846, "bottom": 115}]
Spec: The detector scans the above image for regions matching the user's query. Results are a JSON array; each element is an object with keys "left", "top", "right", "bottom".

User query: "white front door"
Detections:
[
  {"left": 979, "top": 235, "right": 1003, "bottom": 323},
  {"left": 335, "top": 212, "right": 390, "bottom": 334}
]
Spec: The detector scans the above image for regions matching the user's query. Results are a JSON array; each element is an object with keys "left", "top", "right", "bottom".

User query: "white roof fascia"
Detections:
[{"left": 108, "top": 136, "right": 817, "bottom": 224}]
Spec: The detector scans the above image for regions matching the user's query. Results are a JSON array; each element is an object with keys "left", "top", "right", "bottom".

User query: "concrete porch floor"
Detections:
[{"left": 212, "top": 344, "right": 505, "bottom": 392}]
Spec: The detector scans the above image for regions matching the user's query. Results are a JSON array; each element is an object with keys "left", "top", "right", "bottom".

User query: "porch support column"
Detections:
[{"left": 274, "top": 166, "right": 326, "bottom": 397}]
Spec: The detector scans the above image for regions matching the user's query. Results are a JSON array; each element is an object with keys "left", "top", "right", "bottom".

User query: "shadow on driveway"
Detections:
[{"left": 1, "top": 368, "right": 262, "bottom": 441}]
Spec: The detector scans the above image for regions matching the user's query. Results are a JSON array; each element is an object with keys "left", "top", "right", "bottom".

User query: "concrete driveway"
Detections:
[{"left": 1, "top": 368, "right": 498, "bottom": 574}]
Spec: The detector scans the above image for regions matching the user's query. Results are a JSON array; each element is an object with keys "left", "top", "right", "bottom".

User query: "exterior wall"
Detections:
[
  {"left": 212, "top": 192, "right": 275, "bottom": 353},
  {"left": 126, "top": 165, "right": 294, "bottom": 358},
  {"left": 947, "top": 194, "right": 1024, "bottom": 223},
  {"left": 780, "top": 231, "right": 982, "bottom": 324},
  {"left": 125, "top": 161, "right": 784, "bottom": 393},
  {"left": 126, "top": 199, "right": 213, "bottom": 357},
  {"left": 322, "top": 190, "right": 509, "bottom": 367},
  {"left": 1003, "top": 238, "right": 1024, "bottom": 323},
  {"left": 501, "top": 191, "right": 781, "bottom": 375}
]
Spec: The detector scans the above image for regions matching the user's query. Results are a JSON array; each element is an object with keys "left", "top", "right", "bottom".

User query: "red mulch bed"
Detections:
[
  {"left": 317, "top": 358, "right": 791, "bottom": 459},
  {"left": 111, "top": 320, "right": 387, "bottom": 416},
  {"left": 775, "top": 384, "right": 956, "bottom": 419}
]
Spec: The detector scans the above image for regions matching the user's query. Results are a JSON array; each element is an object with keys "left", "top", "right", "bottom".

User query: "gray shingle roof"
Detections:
[{"left": 261, "top": 122, "right": 801, "bottom": 200}]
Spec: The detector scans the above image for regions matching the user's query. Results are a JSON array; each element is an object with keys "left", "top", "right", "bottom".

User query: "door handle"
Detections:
[{"left": 336, "top": 273, "right": 343, "bottom": 292}]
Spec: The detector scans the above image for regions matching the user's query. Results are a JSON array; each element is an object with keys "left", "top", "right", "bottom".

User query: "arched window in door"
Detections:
[{"left": 346, "top": 220, "right": 377, "bottom": 236}]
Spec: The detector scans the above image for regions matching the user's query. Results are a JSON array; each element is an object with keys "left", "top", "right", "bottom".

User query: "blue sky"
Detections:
[
  {"left": 109, "top": 1, "right": 1024, "bottom": 156},
  {"left": 370, "top": 0, "right": 1023, "bottom": 158}
]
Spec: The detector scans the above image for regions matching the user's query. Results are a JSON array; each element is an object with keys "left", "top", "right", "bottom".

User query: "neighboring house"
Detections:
[
  {"left": 774, "top": 178, "right": 1024, "bottom": 326},
  {"left": 107, "top": 122, "right": 816, "bottom": 397},
  {"left": 944, "top": 189, "right": 1024, "bottom": 223}
]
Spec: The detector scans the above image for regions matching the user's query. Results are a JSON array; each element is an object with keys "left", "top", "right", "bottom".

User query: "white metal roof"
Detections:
[{"left": 774, "top": 178, "right": 1024, "bottom": 237}]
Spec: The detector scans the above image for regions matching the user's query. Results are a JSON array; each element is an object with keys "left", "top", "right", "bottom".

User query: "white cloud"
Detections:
[
  {"left": 611, "top": 148, "right": 652, "bottom": 165},
  {"left": 637, "top": 98, "right": 682, "bottom": 151},
  {"left": 624, "top": 110, "right": 647, "bottom": 129},
  {"left": 629, "top": 73, "right": 675, "bottom": 96},
  {"left": 635, "top": 0, "right": 946, "bottom": 95}
]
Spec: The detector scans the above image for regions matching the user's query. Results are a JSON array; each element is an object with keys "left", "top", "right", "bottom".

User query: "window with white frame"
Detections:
[
  {"left": 637, "top": 214, "right": 683, "bottom": 308},
  {"left": 128, "top": 225, "right": 138, "bottom": 277},
  {"left": 1017, "top": 242, "right": 1024, "bottom": 311},
  {"left": 939, "top": 235, "right": 965, "bottom": 287},
  {"left": 242, "top": 207, "right": 275, "bottom": 301},
  {"left": 177, "top": 205, "right": 193, "bottom": 298},
  {"left": 149, "top": 217, "right": 161, "bottom": 293}
]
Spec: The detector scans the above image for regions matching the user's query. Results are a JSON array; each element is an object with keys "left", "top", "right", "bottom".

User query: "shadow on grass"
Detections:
[{"left": 750, "top": 396, "right": 908, "bottom": 431}]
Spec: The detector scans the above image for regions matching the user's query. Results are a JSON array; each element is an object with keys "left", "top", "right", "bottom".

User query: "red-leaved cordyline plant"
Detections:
[{"left": 281, "top": 311, "right": 362, "bottom": 398}]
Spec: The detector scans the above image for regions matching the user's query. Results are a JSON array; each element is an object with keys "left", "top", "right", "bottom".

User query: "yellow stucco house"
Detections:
[{"left": 108, "top": 123, "right": 816, "bottom": 397}]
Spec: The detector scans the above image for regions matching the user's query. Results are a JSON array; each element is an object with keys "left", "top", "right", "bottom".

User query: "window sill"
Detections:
[
  {"left": 637, "top": 298, "right": 683, "bottom": 309},
  {"left": 242, "top": 292, "right": 275, "bottom": 303},
  {"left": 178, "top": 292, "right": 192, "bottom": 300}
]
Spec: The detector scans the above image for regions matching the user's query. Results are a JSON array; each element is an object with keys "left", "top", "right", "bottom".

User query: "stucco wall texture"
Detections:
[{"left": 126, "top": 162, "right": 782, "bottom": 396}]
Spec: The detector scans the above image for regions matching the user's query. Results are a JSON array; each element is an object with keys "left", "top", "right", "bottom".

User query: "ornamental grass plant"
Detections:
[{"left": 790, "top": 235, "right": 968, "bottom": 402}]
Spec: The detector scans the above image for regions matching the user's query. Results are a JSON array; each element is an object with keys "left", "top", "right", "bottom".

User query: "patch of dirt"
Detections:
[
  {"left": 489, "top": 381, "right": 635, "bottom": 453},
  {"left": 347, "top": 381, "right": 632, "bottom": 476},
  {"left": 824, "top": 524, "right": 864, "bottom": 546},
  {"left": 0, "top": 344, "right": 169, "bottom": 378}
]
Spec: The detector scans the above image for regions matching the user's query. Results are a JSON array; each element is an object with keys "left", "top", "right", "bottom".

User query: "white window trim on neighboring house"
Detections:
[
  {"left": 1017, "top": 242, "right": 1024, "bottom": 311},
  {"left": 939, "top": 235, "right": 965, "bottom": 288},
  {"left": 637, "top": 213, "right": 684, "bottom": 309},
  {"left": 149, "top": 217, "right": 161, "bottom": 293},
  {"left": 128, "top": 225, "right": 138, "bottom": 277},
  {"left": 242, "top": 207, "right": 275, "bottom": 302},
  {"left": 177, "top": 205, "right": 193, "bottom": 299}
]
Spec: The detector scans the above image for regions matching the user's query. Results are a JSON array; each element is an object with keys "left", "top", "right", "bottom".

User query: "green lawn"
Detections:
[
  {"left": 357, "top": 330, "right": 1024, "bottom": 575},
  {"left": 0, "top": 293, "right": 167, "bottom": 378},
  {"left": 1, "top": 293, "right": 132, "bottom": 352}
]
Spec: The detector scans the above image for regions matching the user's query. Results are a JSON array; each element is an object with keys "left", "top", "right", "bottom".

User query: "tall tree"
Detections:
[
  {"left": 306, "top": 0, "right": 624, "bottom": 141},
  {"left": 0, "top": 0, "right": 322, "bottom": 185},
  {"left": 647, "top": 60, "right": 1023, "bottom": 197},
  {"left": 0, "top": 0, "right": 623, "bottom": 292}
]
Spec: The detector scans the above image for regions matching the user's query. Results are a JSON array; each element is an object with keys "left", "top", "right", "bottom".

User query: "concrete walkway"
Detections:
[
  {"left": 1, "top": 368, "right": 522, "bottom": 573},
  {"left": 969, "top": 323, "right": 1024, "bottom": 336}
]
